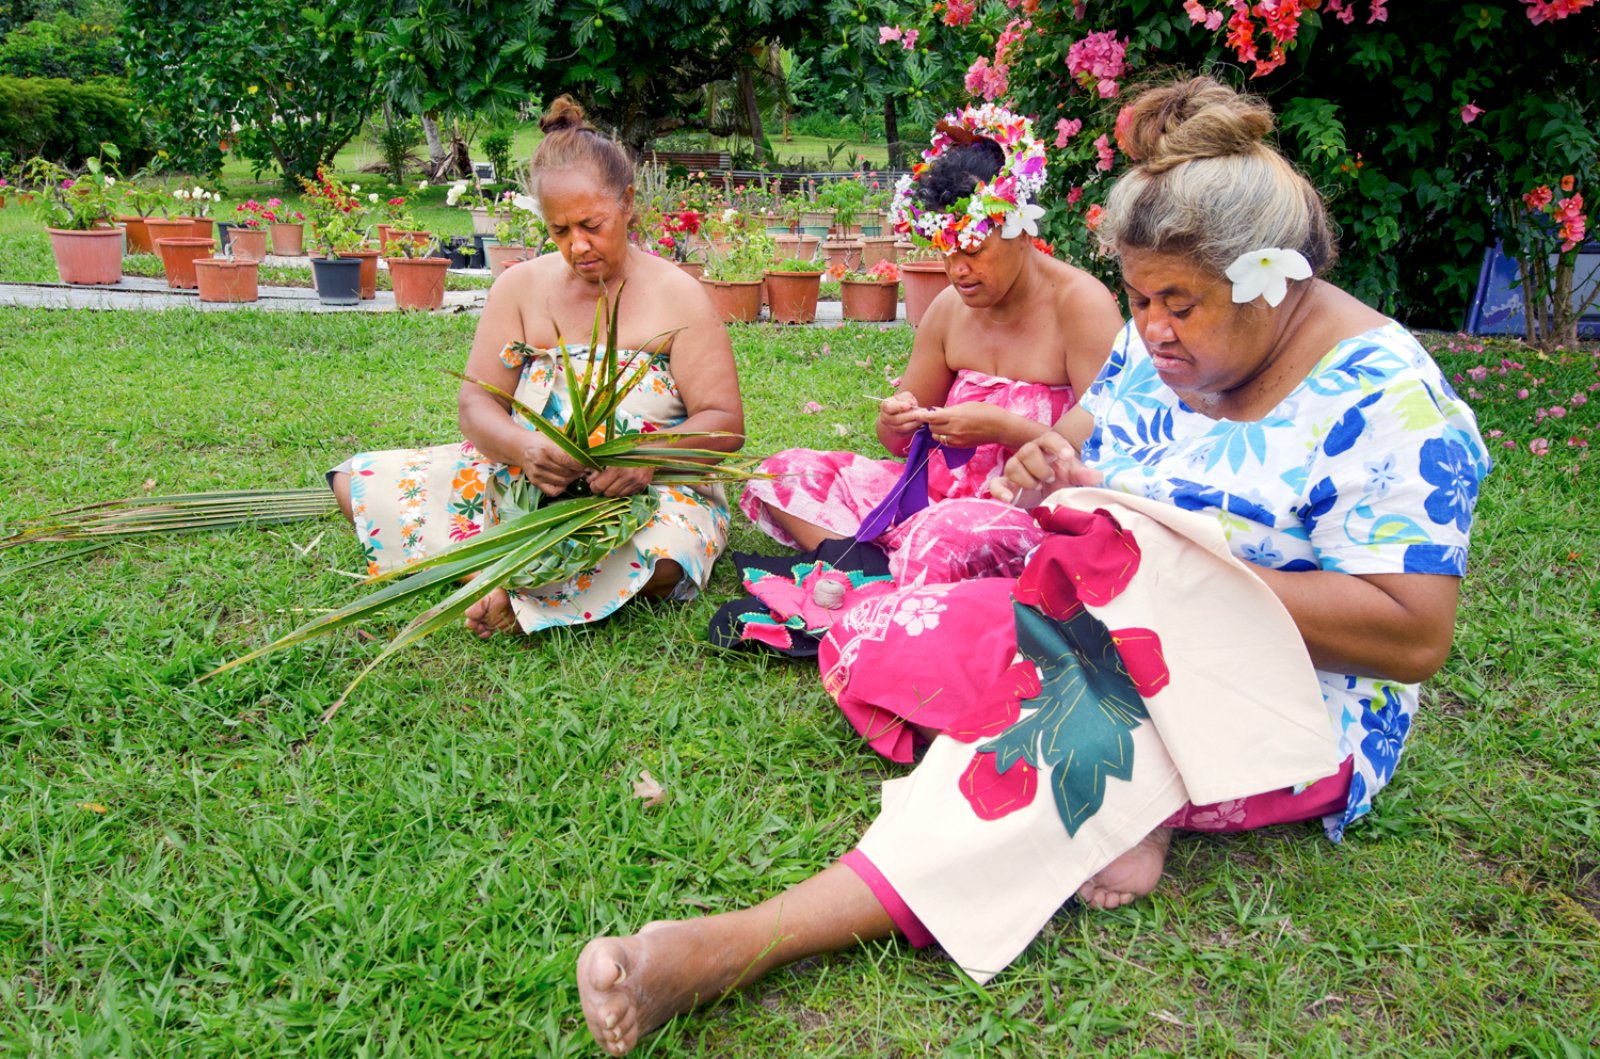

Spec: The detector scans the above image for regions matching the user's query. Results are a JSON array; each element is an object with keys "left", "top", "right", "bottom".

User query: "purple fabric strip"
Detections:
[{"left": 853, "top": 425, "right": 976, "bottom": 543}]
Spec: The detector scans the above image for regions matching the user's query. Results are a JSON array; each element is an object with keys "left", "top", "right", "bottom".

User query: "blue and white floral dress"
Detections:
[{"left": 1081, "top": 321, "right": 1490, "bottom": 839}]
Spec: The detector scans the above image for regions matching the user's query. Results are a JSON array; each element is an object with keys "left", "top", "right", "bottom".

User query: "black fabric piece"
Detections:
[{"left": 707, "top": 538, "right": 893, "bottom": 656}]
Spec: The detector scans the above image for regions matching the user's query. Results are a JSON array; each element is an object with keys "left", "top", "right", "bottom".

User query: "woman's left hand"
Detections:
[
  {"left": 914, "top": 403, "right": 1005, "bottom": 449},
  {"left": 585, "top": 466, "right": 656, "bottom": 497}
]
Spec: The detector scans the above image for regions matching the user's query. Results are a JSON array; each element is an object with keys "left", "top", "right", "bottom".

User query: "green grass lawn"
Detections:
[{"left": 0, "top": 298, "right": 1596, "bottom": 1056}]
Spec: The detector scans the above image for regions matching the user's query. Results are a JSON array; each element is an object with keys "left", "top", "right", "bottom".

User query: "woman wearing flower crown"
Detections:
[
  {"left": 576, "top": 79, "right": 1488, "bottom": 1056},
  {"left": 738, "top": 103, "right": 1123, "bottom": 585}
]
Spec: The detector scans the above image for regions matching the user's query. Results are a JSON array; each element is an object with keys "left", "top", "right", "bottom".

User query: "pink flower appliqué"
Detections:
[
  {"left": 947, "top": 659, "right": 1042, "bottom": 743},
  {"left": 959, "top": 752, "right": 1038, "bottom": 820}
]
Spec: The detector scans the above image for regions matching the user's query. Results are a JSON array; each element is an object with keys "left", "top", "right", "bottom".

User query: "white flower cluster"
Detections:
[
  {"left": 445, "top": 180, "right": 468, "bottom": 207},
  {"left": 173, "top": 186, "right": 217, "bottom": 202}
]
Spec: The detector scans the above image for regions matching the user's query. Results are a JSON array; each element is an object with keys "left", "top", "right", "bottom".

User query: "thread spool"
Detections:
[{"left": 812, "top": 578, "right": 847, "bottom": 610}]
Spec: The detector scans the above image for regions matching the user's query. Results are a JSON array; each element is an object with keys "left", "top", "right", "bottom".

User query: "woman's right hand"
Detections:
[
  {"left": 519, "top": 432, "right": 588, "bottom": 497},
  {"left": 877, "top": 390, "right": 923, "bottom": 436},
  {"left": 990, "top": 430, "right": 1103, "bottom": 505}
]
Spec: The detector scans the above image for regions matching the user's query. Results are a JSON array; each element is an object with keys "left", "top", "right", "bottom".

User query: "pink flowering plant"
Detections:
[
  {"left": 23, "top": 143, "right": 121, "bottom": 231},
  {"left": 1504, "top": 176, "right": 1596, "bottom": 349},
  {"left": 929, "top": 0, "right": 1600, "bottom": 331}
]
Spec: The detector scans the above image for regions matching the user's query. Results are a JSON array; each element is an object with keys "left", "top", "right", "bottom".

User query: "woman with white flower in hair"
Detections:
[
  {"left": 329, "top": 95, "right": 743, "bottom": 637},
  {"left": 740, "top": 103, "right": 1122, "bottom": 586},
  {"left": 577, "top": 78, "right": 1489, "bottom": 1056}
]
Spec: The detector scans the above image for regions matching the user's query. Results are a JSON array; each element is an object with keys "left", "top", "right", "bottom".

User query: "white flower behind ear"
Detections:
[
  {"left": 1001, "top": 201, "right": 1045, "bottom": 239},
  {"left": 1226, "top": 247, "right": 1312, "bottom": 308}
]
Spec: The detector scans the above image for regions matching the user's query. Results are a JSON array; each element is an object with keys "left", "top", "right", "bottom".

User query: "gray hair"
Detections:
[{"left": 1097, "top": 77, "right": 1336, "bottom": 279}]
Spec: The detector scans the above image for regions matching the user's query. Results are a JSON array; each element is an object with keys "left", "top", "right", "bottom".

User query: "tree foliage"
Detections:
[
  {"left": 124, "top": 0, "right": 377, "bottom": 181},
  {"left": 0, "top": 4, "right": 124, "bottom": 79}
]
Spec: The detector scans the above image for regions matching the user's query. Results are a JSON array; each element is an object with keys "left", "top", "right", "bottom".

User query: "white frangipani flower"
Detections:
[
  {"left": 511, "top": 193, "right": 538, "bottom": 215},
  {"left": 1225, "top": 247, "right": 1312, "bottom": 308},
  {"left": 368, "top": 193, "right": 379, "bottom": 203},
  {"left": 350, "top": 184, "right": 361, "bottom": 193},
  {"left": 1000, "top": 201, "right": 1045, "bottom": 240}
]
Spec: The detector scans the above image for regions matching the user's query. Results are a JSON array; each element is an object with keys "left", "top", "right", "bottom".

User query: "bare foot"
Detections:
[
  {"left": 1078, "top": 828, "right": 1172, "bottom": 910},
  {"left": 577, "top": 921, "right": 745, "bottom": 1056},
  {"left": 463, "top": 586, "right": 520, "bottom": 639}
]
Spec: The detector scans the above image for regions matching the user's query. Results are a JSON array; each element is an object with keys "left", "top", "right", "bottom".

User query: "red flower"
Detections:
[
  {"left": 1014, "top": 506, "right": 1141, "bottom": 613},
  {"left": 959, "top": 752, "right": 1037, "bottom": 820},
  {"left": 1109, "top": 627, "right": 1171, "bottom": 696},
  {"left": 947, "top": 660, "right": 1041, "bottom": 742}
]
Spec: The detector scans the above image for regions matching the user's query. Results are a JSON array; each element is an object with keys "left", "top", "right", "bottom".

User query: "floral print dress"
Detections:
[
  {"left": 1080, "top": 320, "right": 1491, "bottom": 838},
  {"left": 330, "top": 343, "right": 730, "bottom": 633}
]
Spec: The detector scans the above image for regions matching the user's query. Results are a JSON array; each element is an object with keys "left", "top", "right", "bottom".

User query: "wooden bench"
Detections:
[{"left": 639, "top": 150, "right": 733, "bottom": 173}]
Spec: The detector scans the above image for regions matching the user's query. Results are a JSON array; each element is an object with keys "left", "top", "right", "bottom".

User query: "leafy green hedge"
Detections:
[{"left": 0, "top": 76, "right": 148, "bottom": 169}]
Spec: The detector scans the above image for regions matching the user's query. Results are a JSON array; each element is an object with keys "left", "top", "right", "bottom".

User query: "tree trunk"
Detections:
[
  {"left": 421, "top": 112, "right": 446, "bottom": 171},
  {"left": 738, "top": 66, "right": 767, "bottom": 165},
  {"left": 884, "top": 95, "right": 901, "bottom": 170}
]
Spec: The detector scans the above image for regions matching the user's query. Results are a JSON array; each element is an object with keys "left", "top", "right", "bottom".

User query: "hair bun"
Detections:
[
  {"left": 540, "top": 95, "right": 590, "bottom": 135},
  {"left": 1122, "top": 77, "right": 1274, "bottom": 174}
]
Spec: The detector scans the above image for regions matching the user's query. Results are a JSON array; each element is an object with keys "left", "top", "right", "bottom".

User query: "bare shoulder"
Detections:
[{"left": 1040, "top": 255, "right": 1119, "bottom": 317}]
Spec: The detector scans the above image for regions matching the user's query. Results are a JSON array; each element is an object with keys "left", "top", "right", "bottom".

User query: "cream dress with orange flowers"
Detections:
[{"left": 330, "top": 343, "right": 730, "bottom": 633}]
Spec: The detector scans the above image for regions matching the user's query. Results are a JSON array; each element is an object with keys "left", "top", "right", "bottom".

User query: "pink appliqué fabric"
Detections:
[{"left": 739, "top": 369, "right": 1074, "bottom": 582}]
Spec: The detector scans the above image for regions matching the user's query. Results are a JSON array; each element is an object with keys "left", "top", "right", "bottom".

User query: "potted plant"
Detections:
[
  {"left": 817, "top": 177, "right": 867, "bottom": 237},
  {"left": 384, "top": 230, "right": 450, "bottom": 311},
  {"left": 821, "top": 237, "right": 864, "bottom": 273},
  {"left": 228, "top": 200, "right": 271, "bottom": 262},
  {"left": 900, "top": 247, "right": 952, "bottom": 329},
  {"left": 260, "top": 197, "right": 306, "bottom": 256},
  {"left": 838, "top": 259, "right": 900, "bottom": 322},
  {"left": 301, "top": 171, "right": 377, "bottom": 299},
  {"left": 305, "top": 211, "right": 368, "bottom": 306},
  {"left": 113, "top": 179, "right": 169, "bottom": 254},
  {"left": 487, "top": 191, "right": 546, "bottom": 277},
  {"left": 174, "top": 185, "right": 219, "bottom": 239},
  {"left": 764, "top": 254, "right": 827, "bottom": 324},
  {"left": 449, "top": 178, "right": 499, "bottom": 236},
  {"left": 194, "top": 247, "right": 260, "bottom": 304},
  {"left": 701, "top": 229, "right": 774, "bottom": 323},
  {"left": 27, "top": 144, "right": 125, "bottom": 285}
]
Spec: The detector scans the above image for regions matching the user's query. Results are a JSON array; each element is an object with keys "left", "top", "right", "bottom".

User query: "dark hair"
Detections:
[
  {"left": 914, "top": 139, "right": 1005, "bottom": 210},
  {"left": 530, "top": 95, "right": 634, "bottom": 204}
]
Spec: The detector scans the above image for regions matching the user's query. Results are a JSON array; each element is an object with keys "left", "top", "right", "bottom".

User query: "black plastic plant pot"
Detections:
[
  {"left": 216, "top": 222, "right": 236, "bottom": 251},
  {"left": 310, "top": 256, "right": 362, "bottom": 305},
  {"left": 444, "top": 236, "right": 472, "bottom": 269}
]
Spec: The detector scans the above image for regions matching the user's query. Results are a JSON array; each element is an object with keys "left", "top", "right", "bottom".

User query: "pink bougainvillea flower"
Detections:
[
  {"left": 1518, "top": 388, "right": 1531, "bottom": 399},
  {"left": 1571, "top": 392, "right": 1589, "bottom": 407},
  {"left": 878, "top": 25, "right": 902, "bottom": 43},
  {"left": 1185, "top": 0, "right": 1209, "bottom": 22},
  {"left": 1529, "top": 438, "right": 1551, "bottom": 455},
  {"left": 1467, "top": 365, "right": 1489, "bottom": 381},
  {"left": 1502, "top": 440, "right": 1516, "bottom": 450},
  {"left": 1561, "top": 174, "right": 1576, "bottom": 192},
  {"left": 942, "top": 0, "right": 977, "bottom": 26},
  {"left": 902, "top": 28, "right": 920, "bottom": 48},
  {"left": 1067, "top": 185, "right": 1084, "bottom": 205},
  {"left": 801, "top": 400, "right": 824, "bottom": 414},
  {"left": 1460, "top": 102, "right": 1484, "bottom": 124},
  {"left": 1569, "top": 437, "right": 1590, "bottom": 448},
  {"left": 959, "top": 751, "right": 1038, "bottom": 821},
  {"left": 1550, "top": 405, "right": 1568, "bottom": 418},
  {"left": 1487, "top": 429, "right": 1504, "bottom": 438},
  {"left": 1368, "top": 0, "right": 1389, "bottom": 21},
  {"left": 1094, "top": 133, "right": 1116, "bottom": 171},
  {"left": 1524, "top": 185, "right": 1554, "bottom": 211},
  {"left": 1054, "top": 117, "right": 1083, "bottom": 147},
  {"left": 1085, "top": 203, "right": 1105, "bottom": 230}
]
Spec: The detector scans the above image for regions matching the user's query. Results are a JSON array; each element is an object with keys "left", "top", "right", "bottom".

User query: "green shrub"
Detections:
[
  {"left": 480, "top": 129, "right": 514, "bottom": 183},
  {"left": 0, "top": 76, "right": 148, "bottom": 169},
  {"left": 0, "top": 10, "right": 124, "bottom": 80}
]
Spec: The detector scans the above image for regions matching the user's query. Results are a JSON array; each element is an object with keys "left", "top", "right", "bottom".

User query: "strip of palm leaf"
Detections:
[{"left": 1, "top": 488, "right": 339, "bottom": 553}]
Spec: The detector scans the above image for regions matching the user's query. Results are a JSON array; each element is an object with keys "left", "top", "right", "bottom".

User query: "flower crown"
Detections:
[{"left": 887, "top": 103, "right": 1048, "bottom": 255}]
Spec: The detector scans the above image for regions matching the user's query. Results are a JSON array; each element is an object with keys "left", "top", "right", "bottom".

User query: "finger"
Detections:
[
  {"left": 989, "top": 477, "right": 1015, "bottom": 503},
  {"left": 1008, "top": 446, "right": 1058, "bottom": 489}
]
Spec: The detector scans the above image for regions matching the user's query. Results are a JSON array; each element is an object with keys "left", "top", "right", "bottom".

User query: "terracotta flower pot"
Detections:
[
  {"left": 699, "top": 278, "right": 763, "bottom": 324},
  {"left": 391, "top": 230, "right": 433, "bottom": 255},
  {"left": 187, "top": 217, "right": 215, "bottom": 239},
  {"left": 773, "top": 233, "right": 821, "bottom": 262},
  {"left": 48, "top": 227, "right": 125, "bottom": 285},
  {"left": 155, "top": 236, "right": 216, "bottom": 289},
  {"left": 764, "top": 270, "right": 822, "bottom": 324},
  {"left": 861, "top": 235, "right": 899, "bottom": 268},
  {"left": 193, "top": 257, "right": 259, "bottom": 303},
  {"left": 144, "top": 217, "right": 192, "bottom": 249},
  {"left": 376, "top": 223, "right": 393, "bottom": 252},
  {"left": 470, "top": 207, "right": 495, "bottom": 235},
  {"left": 339, "top": 248, "right": 381, "bottom": 300},
  {"left": 387, "top": 256, "right": 450, "bottom": 311},
  {"left": 822, "top": 239, "right": 864, "bottom": 273},
  {"left": 486, "top": 243, "right": 529, "bottom": 278},
  {"left": 840, "top": 278, "right": 900, "bottom": 322},
  {"left": 900, "top": 260, "right": 952, "bottom": 328},
  {"left": 677, "top": 261, "right": 706, "bottom": 280},
  {"left": 269, "top": 222, "right": 305, "bottom": 257},
  {"left": 117, "top": 215, "right": 154, "bottom": 254},
  {"left": 228, "top": 227, "right": 269, "bottom": 263}
]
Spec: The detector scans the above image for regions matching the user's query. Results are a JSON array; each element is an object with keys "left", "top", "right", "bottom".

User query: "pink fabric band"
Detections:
[{"left": 840, "top": 849, "right": 935, "bottom": 948}]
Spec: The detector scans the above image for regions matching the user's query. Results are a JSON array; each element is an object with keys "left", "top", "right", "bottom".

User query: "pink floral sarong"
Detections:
[{"left": 739, "top": 370, "right": 1074, "bottom": 582}]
